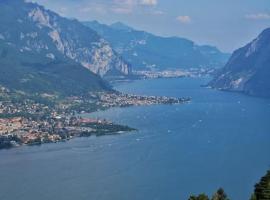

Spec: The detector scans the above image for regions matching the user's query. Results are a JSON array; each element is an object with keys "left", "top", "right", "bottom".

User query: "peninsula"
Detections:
[{"left": 0, "top": 87, "right": 190, "bottom": 149}]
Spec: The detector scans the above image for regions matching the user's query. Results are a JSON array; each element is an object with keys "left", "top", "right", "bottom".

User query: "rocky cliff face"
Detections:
[
  {"left": 0, "top": 0, "right": 118, "bottom": 95},
  {"left": 84, "top": 21, "right": 230, "bottom": 71},
  {"left": 0, "top": 0, "right": 131, "bottom": 77},
  {"left": 209, "top": 28, "right": 270, "bottom": 98}
]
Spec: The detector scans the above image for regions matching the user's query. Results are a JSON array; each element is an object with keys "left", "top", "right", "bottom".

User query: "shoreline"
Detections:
[
  {"left": 0, "top": 89, "right": 190, "bottom": 150},
  {"left": 0, "top": 117, "right": 137, "bottom": 150}
]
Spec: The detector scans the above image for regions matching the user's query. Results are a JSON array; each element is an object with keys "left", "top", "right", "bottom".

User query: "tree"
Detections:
[
  {"left": 189, "top": 194, "right": 209, "bottom": 200},
  {"left": 250, "top": 193, "right": 257, "bottom": 200},
  {"left": 253, "top": 170, "right": 270, "bottom": 200},
  {"left": 211, "top": 188, "right": 229, "bottom": 200}
]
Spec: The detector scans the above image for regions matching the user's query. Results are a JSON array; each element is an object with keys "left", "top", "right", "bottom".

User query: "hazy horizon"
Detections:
[{"left": 30, "top": 0, "right": 270, "bottom": 53}]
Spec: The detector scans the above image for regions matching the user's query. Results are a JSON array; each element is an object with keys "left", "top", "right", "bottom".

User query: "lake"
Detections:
[{"left": 0, "top": 77, "right": 270, "bottom": 200}]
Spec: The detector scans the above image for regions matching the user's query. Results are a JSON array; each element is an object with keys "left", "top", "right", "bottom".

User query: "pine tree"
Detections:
[
  {"left": 189, "top": 194, "right": 209, "bottom": 200},
  {"left": 250, "top": 193, "right": 257, "bottom": 200},
  {"left": 211, "top": 188, "right": 229, "bottom": 200},
  {"left": 254, "top": 170, "right": 270, "bottom": 200}
]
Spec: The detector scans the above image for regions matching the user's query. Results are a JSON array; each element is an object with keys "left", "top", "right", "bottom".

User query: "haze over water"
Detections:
[{"left": 0, "top": 77, "right": 270, "bottom": 200}]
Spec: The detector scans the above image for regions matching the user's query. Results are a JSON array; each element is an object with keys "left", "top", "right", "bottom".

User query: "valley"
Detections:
[{"left": 0, "top": 0, "right": 269, "bottom": 200}]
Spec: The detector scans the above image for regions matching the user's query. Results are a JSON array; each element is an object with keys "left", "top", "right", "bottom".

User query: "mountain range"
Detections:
[
  {"left": 2, "top": 0, "right": 267, "bottom": 98},
  {"left": 0, "top": 0, "right": 131, "bottom": 95},
  {"left": 209, "top": 28, "right": 270, "bottom": 98},
  {"left": 84, "top": 21, "right": 230, "bottom": 71}
]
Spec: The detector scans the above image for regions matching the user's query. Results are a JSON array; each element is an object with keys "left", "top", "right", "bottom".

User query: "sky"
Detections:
[{"left": 31, "top": 0, "right": 270, "bottom": 53}]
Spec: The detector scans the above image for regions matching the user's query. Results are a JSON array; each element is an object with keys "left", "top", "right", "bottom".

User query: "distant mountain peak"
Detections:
[
  {"left": 0, "top": 0, "right": 134, "bottom": 95},
  {"left": 245, "top": 28, "right": 270, "bottom": 58},
  {"left": 0, "top": 0, "right": 131, "bottom": 77},
  {"left": 28, "top": 6, "right": 53, "bottom": 28},
  {"left": 110, "top": 22, "right": 133, "bottom": 31},
  {"left": 84, "top": 20, "right": 230, "bottom": 70},
  {"left": 209, "top": 27, "right": 270, "bottom": 98}
]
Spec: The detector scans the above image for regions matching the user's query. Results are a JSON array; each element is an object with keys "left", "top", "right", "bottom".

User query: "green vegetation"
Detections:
[
  {"left": 189, "top": 188, "right": 229, "bottom": 200},
  {"left": 189, "top": 194, "right": 210, "bottom": 200},
  {"left": 250, "top": 170, "right": 270, "bottom": 200},
  {"left": 81, "top": 122, "right": 136, "bottom": 136},
  {"left": 188, "top": 170, "right": 270, "bottom": 200},
  {"left": 0, "top": 41, "right": 110, "bottom": 96},
  {"left": 0, "top": 88, "right": 139, "bottom": 149},
  {"left": 67, "top": 102, "right": 106, "bottom": 114},
  {"left": 0, "top": 1, "right": 111, "bottom": 97},
  {"left": 212, "top": 188, "right": 230, "bottom": 200}
]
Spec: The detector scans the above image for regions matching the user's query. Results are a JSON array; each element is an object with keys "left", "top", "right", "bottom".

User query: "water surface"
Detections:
[{"left": 0, "top": 78, "right": 269, "bottom": 200}]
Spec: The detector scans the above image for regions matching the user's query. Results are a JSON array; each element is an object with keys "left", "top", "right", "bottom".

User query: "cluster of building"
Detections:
[
  {"left": 0, "top": 88, "right": 122, "bottom": 149},
  {"left": 0, "top": 115, "right": 115, "bottom": 149},
  {"left": 133, "top": 68, "right": 215, "bottom": 79},
  {"left": 0, "top": 86, "right": 189, "bottom": 149},
  {"left": 0, "top": 117, "right": 23, "bottom": 135},
  {"left": 134, "top": 70, "right": 188, "bottom": 79},
  {"left": 0, "top": 100, "right": 50, "bottom": 116},
  {"left": 98, "top": 92, "right": 190, "bottom": 108}
]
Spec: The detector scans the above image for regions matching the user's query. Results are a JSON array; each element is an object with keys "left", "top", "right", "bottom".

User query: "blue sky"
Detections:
[{"left": 32, "top": 0, "right": 270, "bottom": 52}]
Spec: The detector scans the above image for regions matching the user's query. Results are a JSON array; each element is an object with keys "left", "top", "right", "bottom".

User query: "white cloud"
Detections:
[
  {"left": 152, "top": 10, "right": 165, "bottom": 15},
  {"left": 140, "top": 0, "right": 157, "bottom": 6},
  {"left": 110, "top": 0, "right": 158, "bottom": 14},
  {"left": 245, "top": 13, "right": 270, "bottom": 20},
  {"left": 176, "top": 15, "right": 191, "bottom": 24},
  {"left": 111, "top": 7, "right": 133, "bottom": 14},
  {"left": 35, "top": 0, "right": 159, "bottom": 16},
  {"left": 111, "top": 0, "right": 136, "bottom": 14},
  {"left": 79, "top": 3, "right": 107, "bottom": 15},
  {"left": 113, "top": 0, "right": 136, "bottom": 7}
]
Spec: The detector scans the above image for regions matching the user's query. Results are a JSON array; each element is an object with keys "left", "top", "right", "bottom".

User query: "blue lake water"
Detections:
[{"left": 0, "top": 77, "right": 270, "bottom": 200}]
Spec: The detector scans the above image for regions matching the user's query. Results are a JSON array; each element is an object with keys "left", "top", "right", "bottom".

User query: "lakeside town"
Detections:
[
  {"left": 0, "top": 87, "right": 190, "bottom": 149},
  {"left": 133, "top": 68, "right": 215, "bottom": 79}
]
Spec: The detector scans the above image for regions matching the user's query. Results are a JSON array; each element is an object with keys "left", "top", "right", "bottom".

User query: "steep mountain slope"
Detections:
[
  {"left": 0, "top": 0, "right": 130, "bottom": 78},
  {"left": 0, "top": 39, "right": 109, "bottom": 95},
  {"left": 0, "top": 0, "right": 112, "bottom": 95},
  {"left": 84, "top": 21, "right": 230, "bottom": 71},
  {"left": 209, "top": 28, "right": 270, "bottom": 98}
]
